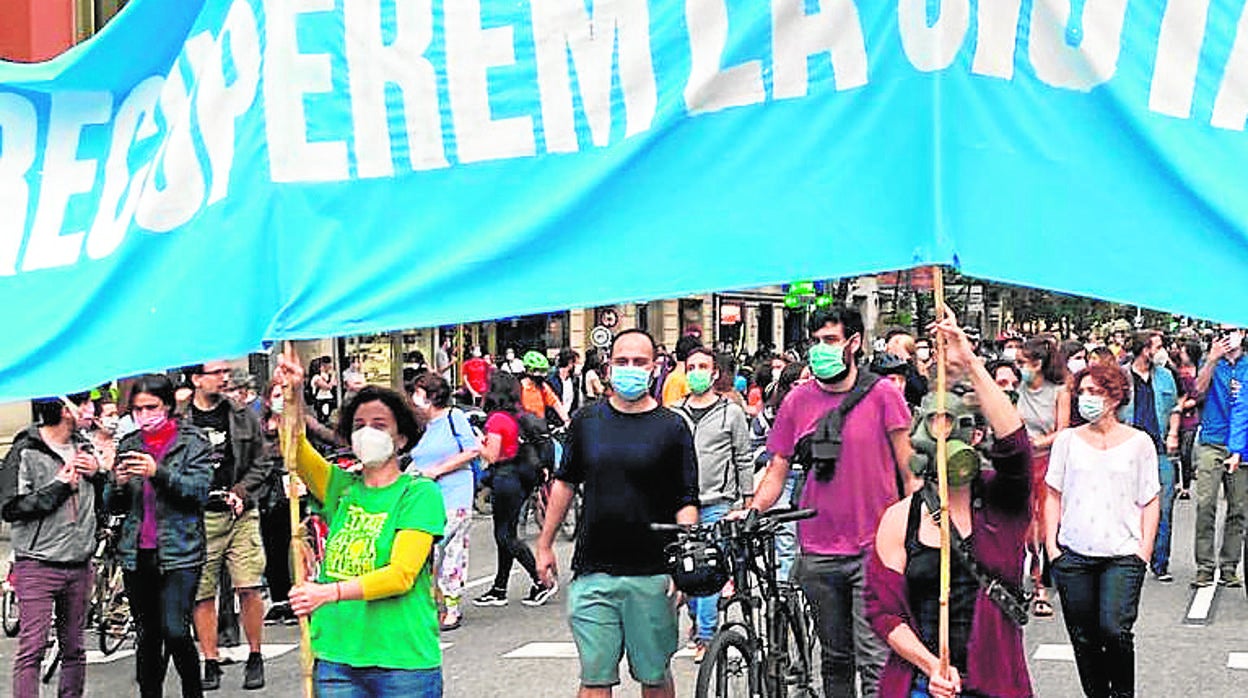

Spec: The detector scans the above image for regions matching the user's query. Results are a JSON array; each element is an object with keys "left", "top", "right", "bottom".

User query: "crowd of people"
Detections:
[{"left": 1, "top": 307, "right": 1245, "bottom": 698}]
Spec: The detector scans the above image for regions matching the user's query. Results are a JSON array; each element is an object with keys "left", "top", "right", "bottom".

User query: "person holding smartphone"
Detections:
[
  {"left": 109, "top": 374, "right": 213, "bottom": 698},
  {"left": 1, "top": 392, "right": 102, "bottom": 698}
]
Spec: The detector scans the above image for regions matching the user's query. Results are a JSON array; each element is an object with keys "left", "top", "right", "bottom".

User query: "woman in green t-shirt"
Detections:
[{"left": 281, "top": 356, "right": 447, "bottom": 698}]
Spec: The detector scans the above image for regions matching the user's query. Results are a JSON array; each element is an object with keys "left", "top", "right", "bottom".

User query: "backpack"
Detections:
[{"left": 793, "top": 371, "right": 881, "bottom": 482}]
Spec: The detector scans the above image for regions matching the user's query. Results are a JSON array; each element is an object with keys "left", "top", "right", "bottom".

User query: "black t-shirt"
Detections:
[
  {"left": 555, "top": 401, "right": 700, "bottom": 576},
  {"left": 192, "top": 400, "right": 235, "bottom": 492}
]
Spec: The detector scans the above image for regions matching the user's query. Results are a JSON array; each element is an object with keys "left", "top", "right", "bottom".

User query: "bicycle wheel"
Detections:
[
  {"left": 559, "top": 489, "right": 580, "bottom": 541},
  {"left": 2, "top": 588, "right": 19, "bottom": 637},
  {"left": 695, "top": 628, "right": 756, "bottom": 698}
]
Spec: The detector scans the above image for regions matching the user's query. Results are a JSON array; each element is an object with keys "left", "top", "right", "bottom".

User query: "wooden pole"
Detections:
[
  {"left": 279, "top": 342, "right": 315, "bottom": 698},
  {"left": 932, "top": 267, "right": 952, "bottom": 677}
]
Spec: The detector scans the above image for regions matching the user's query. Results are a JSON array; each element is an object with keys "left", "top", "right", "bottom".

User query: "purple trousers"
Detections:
[{"left": 12, "top": 558, "right": 92, "bottom": 698}]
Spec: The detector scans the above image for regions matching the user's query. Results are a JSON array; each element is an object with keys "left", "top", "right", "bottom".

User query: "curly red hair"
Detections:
[{"left": 1073, "top": 363, "right": 1129, "bottom": 409}]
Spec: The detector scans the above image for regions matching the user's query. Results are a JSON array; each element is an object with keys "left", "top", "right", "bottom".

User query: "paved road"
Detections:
[{"left": 2, "top": 495, "right": 1247, "bottom": 697}]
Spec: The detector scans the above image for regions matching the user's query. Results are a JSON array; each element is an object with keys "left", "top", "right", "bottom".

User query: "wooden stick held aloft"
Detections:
[
  {"left": 279, "top": 341, "right": 315, "bottom": 698},
  {"left": 932, "top": 267, "right": 952, "bottom": 677}
]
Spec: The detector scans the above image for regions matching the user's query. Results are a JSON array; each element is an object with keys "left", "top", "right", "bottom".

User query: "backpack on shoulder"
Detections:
[{"left": 792, "top": 371, "right": 881, "bottom": 482}]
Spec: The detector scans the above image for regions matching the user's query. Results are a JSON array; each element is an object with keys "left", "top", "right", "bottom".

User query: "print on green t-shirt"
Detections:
[{"left": 311, "top": 468, "right": 446, "bottom": 671}]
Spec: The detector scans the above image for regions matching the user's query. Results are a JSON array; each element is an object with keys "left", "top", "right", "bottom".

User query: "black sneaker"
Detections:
[
  {"left": 521, "top": 581, "right": 558, "bottom": 607},
  {"left": 473, "top": 587, "right": 508, "bottom": 607},
  {"left": 243, "top": 652, "right": 265, "bottom": 690},
  {"left": 202, "top": 659, "right": 222, "bottom": 691}
]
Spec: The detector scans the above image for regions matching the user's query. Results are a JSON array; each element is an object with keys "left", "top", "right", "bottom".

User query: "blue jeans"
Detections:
[
  {"left": 688, "top": 501, "right": 731, "bottom": 642},
  {"left": 1050, "top": 550, "right": 1146, "bottom": 698},
  {"left": 1150, "top": 452, "right": 1177, "bottom": 576},
  {"left": 771, "top": 469, "right": 803, "bottom": 582},
  {"left": 796, "top": 553, "right": 887, "bottom": 698},
  {"left": 315, "top": 660, "right": 442, "bottom": 698}
]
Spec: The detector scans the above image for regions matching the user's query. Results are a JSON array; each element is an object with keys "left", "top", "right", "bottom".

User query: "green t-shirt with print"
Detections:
[{"left": 311, "top": 468, "right": 446, "bottom": 670}]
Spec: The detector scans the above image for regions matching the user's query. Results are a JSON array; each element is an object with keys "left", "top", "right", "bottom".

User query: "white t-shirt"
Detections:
[{"left": 1046, "top": 427, "right": 1160, "bottom": 557}]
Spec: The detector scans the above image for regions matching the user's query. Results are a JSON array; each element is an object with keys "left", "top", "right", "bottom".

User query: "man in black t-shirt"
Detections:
[
  {"left": 186, "top": 361, "right": 271, "bottom": 691},
  {"left": 537, "top": 330, "right": 698, "bottom": 698}
]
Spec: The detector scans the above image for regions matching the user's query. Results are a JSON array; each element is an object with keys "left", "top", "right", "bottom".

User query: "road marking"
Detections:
[
  {"left": 464, "top": 567, "right": 527, "bottom": 592},
  {"left": 86, "top": 649, "right": 135, "bottom": 664},
  {"left": 1229, "top": 653, "right": 1248, "bottom": 670},
  {"left": 441, "top": 642, "right": 453, "bottom": 650},
  {"left": 1033, "top": 644, "right": 1075, "bottom": 662},
  {"left": 1185, "top": 584, "right": 1217, "bottom": 624},
  {"left": 503, "top": 642, "right": 580, "bottom": 659}
]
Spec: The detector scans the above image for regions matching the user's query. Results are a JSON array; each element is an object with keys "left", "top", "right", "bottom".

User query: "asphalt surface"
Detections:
[{"left": 2, "top": 494, "right": 1247, "bottom": 697}]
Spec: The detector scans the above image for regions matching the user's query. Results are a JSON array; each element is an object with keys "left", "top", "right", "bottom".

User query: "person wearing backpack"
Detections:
[
  {"left": 408, "top": 373, "right": 482, "bottom": 631},
  {"left": 741, "top": 306, "right": 919, "bottom": 698},
  {"left": 473, "top": 372, "right": 558, "bottom": 608},
  {"left": 672, "top": 347, "right": 754, "bottom": 662}
]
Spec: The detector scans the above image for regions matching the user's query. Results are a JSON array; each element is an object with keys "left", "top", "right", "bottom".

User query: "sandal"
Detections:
[{"left": 1032, "top": 598, "right": 1054, "bottom": 618}]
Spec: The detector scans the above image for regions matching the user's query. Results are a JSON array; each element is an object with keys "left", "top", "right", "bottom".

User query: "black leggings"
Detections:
[
  {"left": 260, "top": 499, "right": 293, "bottom": 602},
  {"left": 124, "top": 551, "right": 203, "bottom": 698},
  {"left": 491, "top": 471, "right": 538, "bottom": 590}
]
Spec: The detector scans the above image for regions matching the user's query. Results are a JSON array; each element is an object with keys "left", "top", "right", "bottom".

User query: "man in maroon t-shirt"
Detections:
[{"left": 743, "top": 306, "right": 918, "bottom": 698}]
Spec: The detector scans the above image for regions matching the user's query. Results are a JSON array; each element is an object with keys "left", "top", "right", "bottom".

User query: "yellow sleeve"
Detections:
[
  {"left": 295, "top": 434, "right": 332, "bottom": 503},
  {"left": 663, "top": 369, "right": 690, "bottom": 406},
  {"left": 355, "top": 530, "right": 435, "bottom": 601}
]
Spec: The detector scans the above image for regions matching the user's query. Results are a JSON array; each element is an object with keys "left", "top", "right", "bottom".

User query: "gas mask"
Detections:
[{"left": 908, "top": 392, "right": 982, "bottom": 487}]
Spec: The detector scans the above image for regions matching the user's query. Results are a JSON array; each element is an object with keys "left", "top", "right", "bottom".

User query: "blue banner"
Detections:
[{"left": 1, "top": 0, "right": 1247, "bottom": 399}]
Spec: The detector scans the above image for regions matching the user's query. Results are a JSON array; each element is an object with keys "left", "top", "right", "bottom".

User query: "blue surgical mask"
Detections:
[
  {"left": 611, "top": 366, "right": 651, "bottom": 402},
  {"left": 1077, "top": 394, "right": 1106, "bottom": 423}
]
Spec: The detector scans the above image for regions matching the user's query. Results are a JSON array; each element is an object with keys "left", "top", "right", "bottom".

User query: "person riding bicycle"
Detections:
[
  {"left": 519, "top": 351, "right": 570, "bottom": 475},
  {"left": 1, "top": 393, "right": 103, "bottom": 698},
  {"left": 865, "top": 310, "right": 1034, "bottom": 698}
]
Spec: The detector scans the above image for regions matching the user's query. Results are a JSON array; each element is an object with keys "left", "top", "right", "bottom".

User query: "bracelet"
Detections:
[{"left": 334, "top": 582, "right": 341, "bottom": 602}]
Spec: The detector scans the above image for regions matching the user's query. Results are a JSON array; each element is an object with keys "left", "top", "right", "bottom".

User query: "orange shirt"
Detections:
[{"left": 520, "top": 379, "right": 560, "bottom": 418}]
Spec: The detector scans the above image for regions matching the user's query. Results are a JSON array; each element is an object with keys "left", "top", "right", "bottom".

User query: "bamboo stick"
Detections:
[
  {"left": 279, "top": 342, "right": 314, "bottom": 698},
  {"left": 932, "top": 267, "right": 952, "bottom": 677}
]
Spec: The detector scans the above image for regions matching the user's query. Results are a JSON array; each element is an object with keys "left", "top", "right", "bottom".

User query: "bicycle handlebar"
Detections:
[{"left": 648, "top": 507, "right": 817, "bottom": 532}]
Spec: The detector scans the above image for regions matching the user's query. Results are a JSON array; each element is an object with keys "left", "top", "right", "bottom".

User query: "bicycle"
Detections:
[
  {"left": 520, "top": 426, "right": 581, "bottom": 541},
  {"left": 2, "top": 551, "right": 19, "bottom": 637},
  {"left": 653, "top": 508, "right": 819, "bottom": 698}
]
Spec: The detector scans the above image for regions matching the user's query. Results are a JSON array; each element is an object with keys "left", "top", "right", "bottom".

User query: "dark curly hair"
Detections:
[
  {"left": 482, "top": 372, "right": 522, "bottom": 415},
  {"left": 335, "top": 385, "right": 423, "bottom": 453}
]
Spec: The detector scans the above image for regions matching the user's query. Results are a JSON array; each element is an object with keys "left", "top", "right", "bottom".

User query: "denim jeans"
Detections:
[
  {"left": 1150, "top": 450, "right": 1177, "bottom": 576},
  {"left": 770, "top": 469, "right": 802, "bottom": 583},
  {"left": 12, "top": 559, "right": 91, "bottom": 698},
  {"left": 796, "top": 553, "right": 887, "bottom": 698},
  {"left": 315, "top": 659, "right": 443, "bottom": 698},
  {"left": 1051, "top": 549, "right": 1146, "bottom": 698},
  {"left": 688, "top": 501, "right": 731, "bottom": 642},
  {"left": 124, "top": 551, "right": 203, "bottom": 698}
]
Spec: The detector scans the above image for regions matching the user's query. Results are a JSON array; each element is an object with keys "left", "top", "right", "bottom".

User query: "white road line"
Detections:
[
  {"left": 1229, "top": 653, "right": 1248, "bottom": 670},
  {"left": 86, "top": 649, "right": 135, "bottom": 664},
  {"left": 463, "top": 567, "right": 527, "bottom": 592},
  {"left": 503, "top": 642, "right": 580, "bottom": 659},
  {"left": 1186, "top": 584, "right": 1216, "bottom": 623},
  {"left": 1033, "top": 644, "right": 1075, "bottom": 662},
  {"left": 218, "top": 643, "right": 299, "bottom": 663}
]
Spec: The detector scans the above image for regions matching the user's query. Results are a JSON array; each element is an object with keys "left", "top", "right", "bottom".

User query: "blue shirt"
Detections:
[
  {"left": 1199, "top": 357, "right": 1248, "bottom": 446},
  {"left": 408, "top": 409, "right": 477, "bottom": 511}
]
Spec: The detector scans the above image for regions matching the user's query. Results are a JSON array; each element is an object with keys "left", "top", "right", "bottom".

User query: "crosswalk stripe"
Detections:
[
  {"left": 1185, "top": 584, "right": 1217, "bottom": 624},
  {"left": 503, "top": 642, "right": 579, "bottom": 659},
  {"left": 1229, "top": 653, "right": 1248, "bottom": 670},
  {"left": 1032, "top": 644, "right": 1075, "bottom": 662},
  {"left": 86, "top": 649, "right": 134, "bottom": 664}
]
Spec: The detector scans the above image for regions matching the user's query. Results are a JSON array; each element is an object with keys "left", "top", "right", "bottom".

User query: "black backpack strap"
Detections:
[{"left": 809, "top": 370, "right": 881, "bottom": 480}]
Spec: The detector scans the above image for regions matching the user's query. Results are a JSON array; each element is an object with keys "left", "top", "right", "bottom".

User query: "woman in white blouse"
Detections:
[{"left": 1045, "top": 363, "right": 1160, "bottom": 698}]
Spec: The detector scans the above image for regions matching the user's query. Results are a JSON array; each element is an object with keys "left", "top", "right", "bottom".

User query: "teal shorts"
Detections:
[{"left": 567, "top": 573, "right": 679, "bottom": 687}]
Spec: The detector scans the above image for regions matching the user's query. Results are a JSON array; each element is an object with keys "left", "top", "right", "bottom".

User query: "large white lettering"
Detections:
[
  {"left": 1149, "top": 0, "right": 1210, "bottom": 119},
  {"left": 971, "top": 0, "right": 1023, "bottom": 79},
  {"left": 445, "top": 0, "right": 536, "bottom": 163},
  {"left": 531, "top": 0, "right": 655, "bottom": 152},
  {"left": 685, "top": 0, "right": 765, "bottom": 114},
  {"left": 0, "top": 93, "right": 37, "bottom": 276},
  {"left": 1212, "top": 1, "right": 1248, "bottom": 130},
  {"left": 899, "top": 0, "right": 970, "bottom": 73},
  {"left": 134, "top": 46, "right": 208, "bottom": 233},
  {"left": 196, "top": 0, "right": 261, "bottom": 203},
  {"left": 771, "top": 0, "right": 868, "bottom": 98},
  {"left": 345, "top": 0, "right": 447, "bottom": 176},
  {"left": 263, "top": 0, "right": 349, "bottom": 182},
  {"left": 1029, "top": 0, "right": 1129, "bottom": 92},
  {"left": 22, "top": 92, "right": 112, "bottom": 272},
  {"left": 86, "top": 78, "right": 163, "bottom": 260}
]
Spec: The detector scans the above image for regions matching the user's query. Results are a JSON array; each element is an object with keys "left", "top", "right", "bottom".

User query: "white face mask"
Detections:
[
  {"left": 412, "top": 394, "right": 430, "bottom": 409},
  {"left": 1067, "top": 358, "right": 1087, "bottom": 375},
  {"left": 351, "top": 426, "right": 395, "bottom": 468},
  {"left": 1152, "top": 349, "right": 1170, "bottom": 368},
  {"left": 100, "top": 416, "right": 120, "bottom": 433},
  {"left": 271, "top": 396, "right": 284, "bottom": 415},
  {"left": 1228, "top": 332, "right": 1244, "bottom": 351},
  {"left": 1002, "top": 347, "right": 1018, "bottom": 362}
]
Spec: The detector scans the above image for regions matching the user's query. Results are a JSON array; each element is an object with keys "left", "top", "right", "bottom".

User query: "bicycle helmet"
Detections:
[
  {"left": 665, "top": 535, "right": 730, "bottom": 597},
  {"left": 522, "top": 351, "right": 551, "bottom": 373}
]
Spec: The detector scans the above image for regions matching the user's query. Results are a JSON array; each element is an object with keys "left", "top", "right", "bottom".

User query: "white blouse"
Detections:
[{"left": 1046, "top": 427, "right": 1160, "bottom": 558}]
